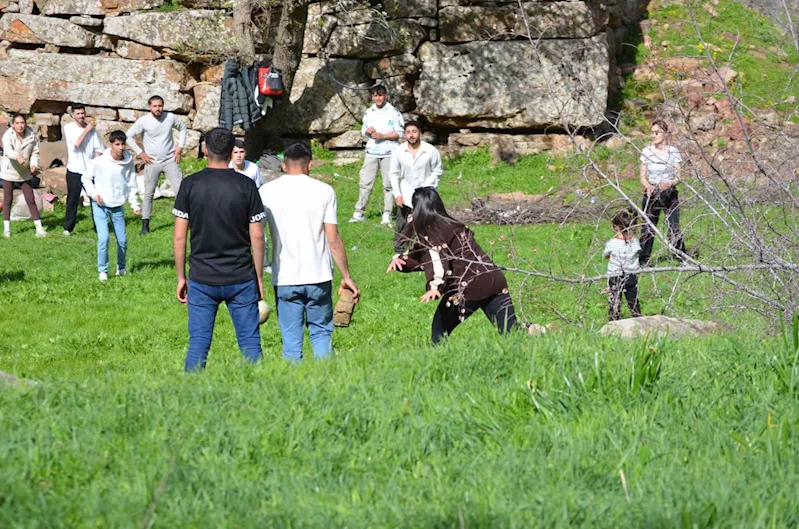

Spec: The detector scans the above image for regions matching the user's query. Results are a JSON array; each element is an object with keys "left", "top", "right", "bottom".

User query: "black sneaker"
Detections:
[{"left": 140, "top": 219, "right": 150, "bottom": 236}]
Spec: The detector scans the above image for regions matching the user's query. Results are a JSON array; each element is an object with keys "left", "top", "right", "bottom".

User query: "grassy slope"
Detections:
[{"left": 1, "top": 154, "right": 797, "bottom": 527}]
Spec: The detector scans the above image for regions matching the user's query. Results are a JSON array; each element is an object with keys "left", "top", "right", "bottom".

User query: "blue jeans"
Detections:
[
  {"left": 275, "top": 281, "right": 334, "bottom": 361},
  {"left": 91, "top": 202, "right": 127, "bottom": 273},
  {"left": 186, "top": 279, "right": 262, "bottom": 371}
]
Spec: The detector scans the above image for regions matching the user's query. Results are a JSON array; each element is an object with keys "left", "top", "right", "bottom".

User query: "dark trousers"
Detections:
[
  {"left": 393, "top": 205, "right": 412, "bottom": 253},
  {"left": 608, "top": 275, "right": 642, "bottom": 321},
  {"left": 64, "top": 169, "right": 83, "bottom": 232},
  {"left": 640, "top": 188, "right": 685, "bottom": 265},
  {"left": 431, "top": 292, "right": 518, "bottom": 344},
  {"left": 1, "top": 179, "right": 39, "bottom": 221}
]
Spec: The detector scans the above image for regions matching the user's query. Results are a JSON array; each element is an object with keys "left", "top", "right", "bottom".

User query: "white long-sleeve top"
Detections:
[
  {"left": 389, "top": 141, "right": 443, "bottom": 207},
  {"left": 82, "top": 149, "right": 140, "bottom": 210},
  {"left": 125, "top": 112, "right": 187, "bottom": 163},
  {"left": 361, "top": 102, "right": 405, "bottom": 157}
]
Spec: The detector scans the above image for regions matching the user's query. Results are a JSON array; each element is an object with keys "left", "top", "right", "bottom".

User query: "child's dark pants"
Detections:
[{"left": 608, "top": 275, "right": 642, "bottom": 321}]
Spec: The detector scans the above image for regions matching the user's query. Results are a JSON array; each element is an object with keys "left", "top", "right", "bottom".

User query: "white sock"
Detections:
[
  {"left": 3, "top": 221, "right": 9, "bottom": 232},
  {"left": 34, "top": 220, "right": 43, "bottom": 230}
]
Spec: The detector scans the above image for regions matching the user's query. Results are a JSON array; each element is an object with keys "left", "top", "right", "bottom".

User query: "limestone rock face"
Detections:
[
  {"left": 0, "top": 14, "right": 96, "bottom": 47},
  {"left": 191, "top": 83, "right": 220, "bottom": 132},
  {"left": 439, "top": 3, "right": 601, "bottom": 43},
  {"left": 599, "top": 316, "right": 730, "bottom": 339},
  {"left": 103, "top": 10, "right": 223, "bottom": 50},
  {"left": 115, "top": 40, "right": 161, "bottom": 60},
  {"left": 365, "top": 54, "right": 421, "bottom": 78},
  {"left": 281, "top": 57, "right": 371, "bottom": 134},
  {"left": 0, "top": 50, "right": 192, "bottom": 113},
  {"left": 326, "top": 19, "right": 427, "bottom": 58},
  {"left": 37, "top": 0, "right": 165, "bottom": 15},
  {"left": 414, "top": 36, "right": 609, "bottom": 129},
  {"left": 325, "top": 129, "right": 364, "bottom": 149}
]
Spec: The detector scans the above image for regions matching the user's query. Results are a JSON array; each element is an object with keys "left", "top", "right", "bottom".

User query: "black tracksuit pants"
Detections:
[
  {"left": 431, "top": 292, "right": 518, "bottom": 344},
  {"left": 640, "top": 187, "right": 685, "bottom": 265}
]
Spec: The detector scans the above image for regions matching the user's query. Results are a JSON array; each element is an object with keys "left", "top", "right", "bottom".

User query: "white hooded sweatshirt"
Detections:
[
  {"left": 82, "top": 149, "right": 140, "bottom": 211},
  {"left": 361, "top": 102, "right": 405, "bottom": 157}
]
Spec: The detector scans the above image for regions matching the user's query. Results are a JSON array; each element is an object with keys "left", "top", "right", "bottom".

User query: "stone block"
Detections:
[
  {"left": 0, "top": 13, "right": 96, "bottom": 47},
  {"left": 325, "top": 129, "right": 363, "bottom": 149},
  {"left": 282, "top": 57, "right": 371, "bottom": 134},
  {"left": 39, "top": 0, "right": 165, "bottom": 15},
  {"left": 191, "top": 83, "right": 220, "bottom": 132},
  {"left": 103, "top": 10, "right": 227, "bottom": 51},
  {"left": 115, "top": 40, "right": 161, "bottom": 60},
  {"left": 69, "top": 15, "right": 102, "bottom": 26},
  {"left": 439, "top": 3, "right": 601, "bottom": 43},
  {"left": 414, "top": 37, "right": 609, "bottom": 129},
  {"left": 0, "top": 50, "right": 193, "bottom": 113},
  {"left": 118, "top": 109, "right": 143, "bottom": 122},
  {"left": 364, "top": 54, "right": 421, "bottom": 78},
  {"left": 326, "top": 19, "right": 427, "bottom": 59}
]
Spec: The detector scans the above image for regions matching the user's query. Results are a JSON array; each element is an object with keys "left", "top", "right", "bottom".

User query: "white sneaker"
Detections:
[
  {"left": 98, "top": 272, "right": 108, "bottom": 282},
  {"left": 2, "top": 231, "right": 9, "bottom": 240},
  {"left": 381, "top": 212, "right": 392, "bottom": 226},
  {"left": 349, "top": 212, "right": 364, "bottom": 223},
  {"left": 264, "top": 265, "right": 272, "bottom": 274},
  {"left": 63, "top": 230, "right": 71, "bottom": 237},
  {"left": 35, "top": 228, "right": 47, "bottom": 238},
  {"left": 116, "top": 268, "right": 128, "bottom": 277}
]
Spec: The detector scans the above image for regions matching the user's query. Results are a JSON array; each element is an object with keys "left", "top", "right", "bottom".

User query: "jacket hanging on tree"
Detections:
[{"left": 219, "top": 58, "right": 264, "bottom": 131}]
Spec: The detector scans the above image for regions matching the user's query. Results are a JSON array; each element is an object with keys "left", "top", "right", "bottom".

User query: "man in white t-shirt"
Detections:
[
  {"left": 260, "top": 143, "right": 360, "bottom": 361},
  {"left": 63, "top": 104, "right": 104, "bottom": 236},
  {"left": 229, "top": 139, "right": 264, "bottom": 188}
]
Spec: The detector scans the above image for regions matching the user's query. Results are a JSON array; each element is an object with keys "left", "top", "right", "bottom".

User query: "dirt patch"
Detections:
[{"left": 453, "top": 193, "right": 603, "bottom": 225}]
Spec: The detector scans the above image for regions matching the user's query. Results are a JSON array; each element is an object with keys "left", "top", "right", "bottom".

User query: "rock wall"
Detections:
[{"left": 0, "top": 0, "right": 642, "bottom": 158}]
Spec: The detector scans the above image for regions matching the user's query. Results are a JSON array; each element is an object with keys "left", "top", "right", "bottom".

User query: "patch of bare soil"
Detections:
[{"left": 453, "top": 192, "right": 604, "bottom": 225}]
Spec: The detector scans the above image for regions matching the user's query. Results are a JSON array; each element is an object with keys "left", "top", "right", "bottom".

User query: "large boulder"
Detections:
[
  {"left": 326, "top": 19, "right": 427, "bottom": 58},
  {"left": 0, "top": 50, "right": 193, "bottom": 113},
  {"left": 414, "top": 37, "right": 609, "bottom": 129},
  {"left": 439, "top": 3, "right": 601, "bottom": 43},
  {"left": 102, "top": 10, "right": 225, "bottom": 50},
  {"left": 0, "top": 13, "right": 97, "bottom": 47},
  {"left": 281, "top": 57, "right": 371, "bottom": 134},
  {"left": 191, "top": 83, "right": 220, "bottom": 132},
  {"left": 599, "top": 316, "right": 730, "bottom": 339},
  {"left": 36, "top": 0, "right": 165, "bottom": 15},
  {"left": 365, "top": 54, "right": 421, "bottom": 78}
]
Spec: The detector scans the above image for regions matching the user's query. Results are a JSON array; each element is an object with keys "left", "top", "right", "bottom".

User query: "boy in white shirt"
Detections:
[
  {"left": 82, "top": 130, "right": 141, "bottom": 282},
  {"left": 349, "top": 85, "right": 405, "bottom": 226},
  {"left": 230, "top": 139, "right": 264, "bottom": 188},
  {"left": 63, "top": 104, "right": 104, "bottom": 236},
  {"left": 603, "top": 209, "right": 643, "bottom": 321}
]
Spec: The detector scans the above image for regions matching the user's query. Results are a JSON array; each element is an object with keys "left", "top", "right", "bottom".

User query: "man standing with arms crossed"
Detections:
[
  {"left": 349, "top": 85, "right": 404, "bottom": 226},
  {"left": 126, "top": 95, "right": 187, "bottom": 236},
  {"left": 63, "top": 104, "right": 104, "bottom": 236},
  {"left": 389, "top": 120, "right": 443, "bottom": 253},
  {"left": 261, "top": 143, "right": 359, "bottom": 361},
  {"left": 172, "top": 127, "right": 266, "bottom": 372}
]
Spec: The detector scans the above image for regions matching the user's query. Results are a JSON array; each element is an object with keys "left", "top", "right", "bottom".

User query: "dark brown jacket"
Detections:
[{"left": 398, "top": 227, "right": 508, "bottom": 301}]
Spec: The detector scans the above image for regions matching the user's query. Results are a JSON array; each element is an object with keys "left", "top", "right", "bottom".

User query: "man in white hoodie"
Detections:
[
  {"left": 349, "top": 85, "right": 404, "bottom": 226},
  {"left": 82, "top": 130, "right": 141, "bottom": 282}
]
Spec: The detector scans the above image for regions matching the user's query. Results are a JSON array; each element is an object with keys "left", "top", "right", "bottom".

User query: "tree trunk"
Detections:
[
  {"left": 232, "top": 0, "right": 256, "bottom": 63},
  {"left": 246, "top": 0, "right": 309, "bottom": 159}
]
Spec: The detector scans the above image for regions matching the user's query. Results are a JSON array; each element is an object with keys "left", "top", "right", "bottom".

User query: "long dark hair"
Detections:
[{"left": 401, "top": 187, "right": 465, "bottom": 242}]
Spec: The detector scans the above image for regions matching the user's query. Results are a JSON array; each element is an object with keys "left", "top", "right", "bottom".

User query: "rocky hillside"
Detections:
[{"left": 0, "top": 0, "right": 643, "bottom": 159}]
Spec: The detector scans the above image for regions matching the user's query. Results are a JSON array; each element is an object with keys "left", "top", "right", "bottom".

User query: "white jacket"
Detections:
[
  {"left": 82, "top": 149, "right": 140, "bottom": 210},
  {"left": 361, "top": 103, "right": 405, "bottom": 157},
  {"left": 1, "top": 127, "right": 40, "bottom": 182},
  {"left": 389, "top": 141, "right": 443, "bottom": 207}
]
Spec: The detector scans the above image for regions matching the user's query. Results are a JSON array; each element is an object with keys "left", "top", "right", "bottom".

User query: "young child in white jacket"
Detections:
[{"left": 81, "top": 130, "right": 141, "bottom": 281}]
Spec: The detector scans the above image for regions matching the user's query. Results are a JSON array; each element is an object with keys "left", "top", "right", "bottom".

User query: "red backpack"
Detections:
[{"left": 258, "top": 66, "right": 284, "bottom": 97}]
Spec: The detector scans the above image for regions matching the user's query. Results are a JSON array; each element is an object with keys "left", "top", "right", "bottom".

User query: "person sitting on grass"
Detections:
[
  {"left": 386, "top": 187, "right": 518, "bottom": 344},
  {"left": 81, "top": 130, "right": 141, "bottom": 282},
  {"left": 604, "top": 208, "right": 643, "bottom": 321}
]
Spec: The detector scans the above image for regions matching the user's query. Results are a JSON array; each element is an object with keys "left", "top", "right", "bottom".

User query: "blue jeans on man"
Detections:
[
  {"left": 186, "top": 279, "right": 262, "bottom": 371},
  {"left": 91, "top": 202, "right": 127, "bottom": 273},
  {"left": 274, "top": 281, "right": 334, "bottom": 361}
]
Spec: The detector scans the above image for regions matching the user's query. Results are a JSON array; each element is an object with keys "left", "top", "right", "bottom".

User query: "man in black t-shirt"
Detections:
[{"left": 172, "top": 127, "right": 266, "bottom": 371}]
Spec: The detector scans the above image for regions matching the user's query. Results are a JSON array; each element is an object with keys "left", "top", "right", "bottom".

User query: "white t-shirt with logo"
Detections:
[
  {"left": 229, "top": 160, "right": 264, "bottom": 188},
  {"left": 640, "top": 145, "right": 682, "bottom": 186},
  {"left": 64, "top": 121, "right": 104, "bottom": 174},
  {"left": 260, "top": 174, "right": 337, "bottom": 286}
]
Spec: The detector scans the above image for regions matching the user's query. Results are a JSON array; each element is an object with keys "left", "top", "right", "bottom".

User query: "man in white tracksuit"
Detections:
[
  {"left": 125, "top": 94, "right": 187, "bottom": 235},
  {"left": 349, "top": 85, "right": 404, "bottom": 226}
]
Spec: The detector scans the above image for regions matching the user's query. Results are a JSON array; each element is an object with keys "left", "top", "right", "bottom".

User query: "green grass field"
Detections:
[{"left": 1, "top": 152, "right": 798, "bottom": 528}]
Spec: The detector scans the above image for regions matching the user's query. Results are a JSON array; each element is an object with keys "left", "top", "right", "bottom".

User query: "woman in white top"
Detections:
[
  {"left": 1, "top": 114, "right": 46, "bottom": 238},
  {"left": 639, "top": 119, "right": 685, "bottom": 265}
]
